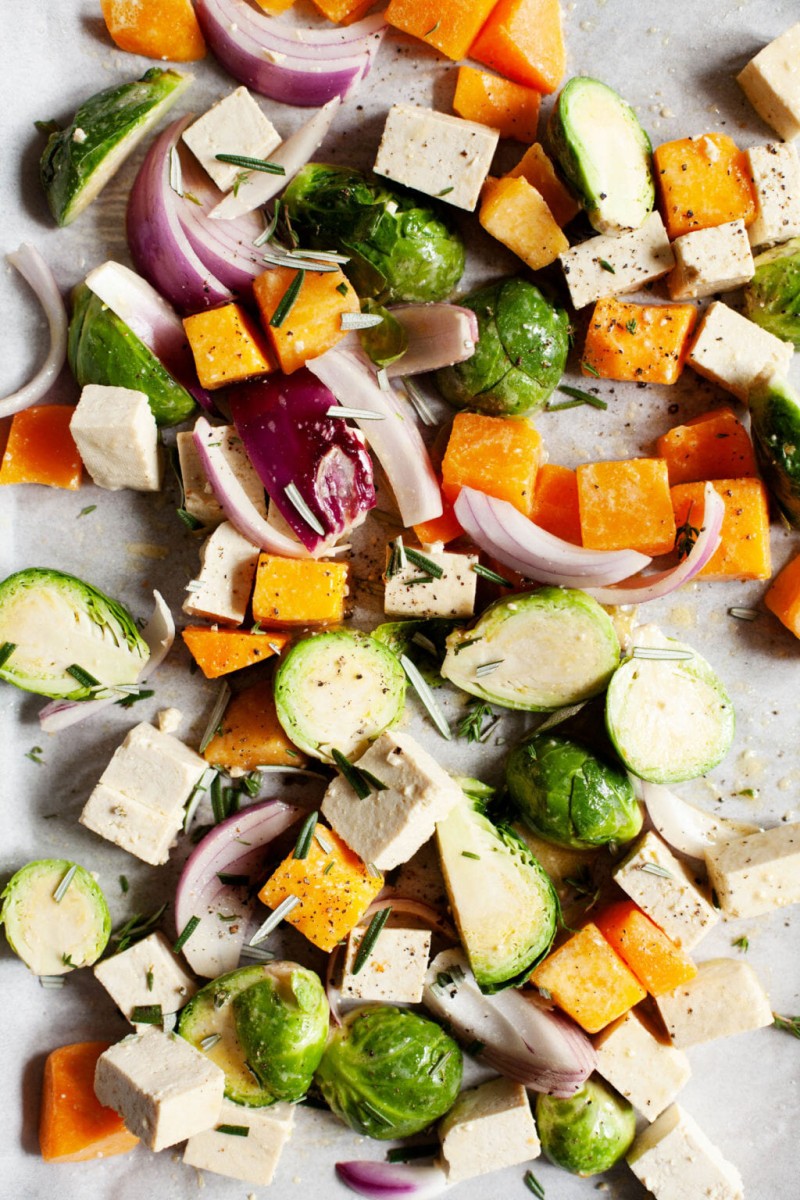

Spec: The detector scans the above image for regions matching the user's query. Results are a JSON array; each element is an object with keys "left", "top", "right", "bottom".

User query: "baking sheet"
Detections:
[{"left": 2, "top": 0, "right": 800, "bottom": 1196}]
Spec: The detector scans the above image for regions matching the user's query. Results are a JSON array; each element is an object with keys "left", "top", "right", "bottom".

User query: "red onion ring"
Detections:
[
  {"left": 336, "top": 1161, "right": 449, "bottom": 1200},
  {"left": 2, "top": 245, "right": 67, "bottom": 418}
]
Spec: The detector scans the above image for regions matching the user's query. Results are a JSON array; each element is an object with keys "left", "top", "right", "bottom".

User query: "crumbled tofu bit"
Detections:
[
  {"left": 384, "top": 546, "right": 479, "bottom": 619},
  {"left": 558, "top": 212, "right": 674, "bottom": 309},
  {"left": 374, "top": 104, "right": 500, "bottom": 212},
  {"left": 157, "top": 707, "right": 183, "bottom": 736},
  {"left": 745, "top": 143, "right": 800, "bottom": 248},
  {"left": 668, "top": 219, "right": 754, "bottom": 300},
  {"left": 181, "top": 86, "right": 282, "bottom": 192},
  {"left": 176, "top": 428, "right": 266, "bottom": 527},
  {"left": 593, "top": 1009, "right": 691, "bottom": 1121},
  {"left": 94, "top": 1027, "right": 225, "bottom": 1152},
  {"left": 182, "top": 521, "right": 261, "bottom": 626},
  {"left": 183, "top": 1097, "right": 294, "bottom": 1185},
  {"left": 438, "top": 1077, "right": 541, "bottom": 1184},
  {"left": 654, "top": 958, "right": 773, "bottom": 1049},
  {"left": 686, "top": 300, "right": 793, "bottom": 401},
  {"left": 737, "top": 23, "right": 800, "bottom": 143},
  {"left": 70, "top": 385, "right": 162, "bottom": 492},
  {"left": 72, "top": 126, "right": 87, "bottom": 144},
  {"left": 628, "top": 1104, "right": 744, "bottom": 1200},
  {"left": 321, "top": 730, "right": 463, "bottom": 870},
  {"left": 613, "top": 831, "right": 719, "bottom": 950},
  {"left": 705, "top": 822, "right": 800, "bottom": 917},
  {"left": 93, "top": 932, "right": 197, "bottom": 1021},
  {"left": 341, "top": 925, "right": 432, "bottom": 1003}
]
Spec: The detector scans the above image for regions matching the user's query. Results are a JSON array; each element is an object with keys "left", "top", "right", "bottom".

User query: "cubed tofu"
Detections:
[
  {"left": 668, "top": 219, "right": 754, "bottom": 300},
  {"left": 745, "top": 143, "right": 800, "bottom": 247},
  {"left": 80, "top": 784, "right": 186, "bottom": 867},
  {"left": 340, "top": 925, "right": 431, "bottom": 1002},
  {"left": 321, "top": 730, "right": 463, "bottom": 870},
  {"left": 384, "top": 546, "right": 478, "bottom": 618},
  {"left": 558, "top": 212, "right": 675, "bottom": 310},
  {"left": 181, "top": 87, "right": 281, "bottom": 192},
  {"left": 94, "top": 1028, "right": 225, "bottom": 1152},
  {"left": 613, "top": 832, "right": 719, "bottom": 950},
  {"left": 687, "top": 300, "right": 793, "bottom": 401},
  {"left": 176, "top": 427, "right": 266, "bottom": 528},
  {"left": 182, "top": 521, "right": 260, "bottom": 625},
  {"left": 479, "top": 175, "right": 569, "bottom": 270},
  {"left": 94, "top": 932, "right": 197, "bottom": 1022},
  {"left": 705, "top": 823, "right": 800, "bottom": 917},
  {"left": 628, "top": 1104, "right": 744, "bottom": 1200},
  {"left": 593, "top": 1009, "right": 691, "bottom": 1122},
  {"left": 438, "top": 1078, "right": 540, "bottom": 1184},
  {"left": 737, "top": 23, "right": 800, "bottom": 143},
  {"left": 374, "top": 104, "right": 499, "bottom": 212},
  {"left": 70, "top": 385, "right": 161, "bottom": 492},
  {"left": 655, "top": 958, "right": 773, "bottom": 1049},
  {"left": 183, "top": 1097, "right": 294, "bottom": 1185}
]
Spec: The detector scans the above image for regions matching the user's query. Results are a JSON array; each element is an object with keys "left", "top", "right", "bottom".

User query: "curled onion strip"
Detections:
[{"left": 1, "top": 245, "right": 67, "bottom": 418}]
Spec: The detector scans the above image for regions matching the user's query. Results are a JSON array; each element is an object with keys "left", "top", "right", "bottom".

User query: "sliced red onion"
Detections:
[
  {"left": 2, "top": 244, "right": 67, "bottom": 418},
  {"left": 307, "top": 339, "right": 442, "bottom": 528},
  {"left": 385, "top": 305, "right": 478, "bottom": 378},
  {"left": 336, "top": 1162, "right": 449, "bottom": 1200},
  {"left": 140, "top": 589, "right": 176, "bottom": 678},
  {"left": 454, "top": 487, "right": 651, "bottom": 587},
  {"left": 175, "top": 798, "right": 302, "bottom": 977},
  {"left": 639, "top": 780, "right": 759, "bottom": 860}
]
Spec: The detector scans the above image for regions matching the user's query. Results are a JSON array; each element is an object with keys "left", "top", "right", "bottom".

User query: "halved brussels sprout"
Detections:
[
  {"left": 1, "top": 859, "right": 110, "bottom": 976},
  {"left": 744, "top": 237, "right": 800, "bottom": 348},
  {"left": 536, "top": 1076, "right": 636, "bottom": 1176},
  {"left": 749, "top": 374, "right": 800, "bottom": 528}
]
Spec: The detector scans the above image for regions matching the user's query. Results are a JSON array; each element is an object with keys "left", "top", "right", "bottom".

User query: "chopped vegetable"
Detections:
[
  {"left": 441, "top": 411, "right": 544, "bottom": 513},
  {"left": 653, "top": 132, "right": 757, "bottom": 240},
  {"left": 744, "top": 236, "right": 800, "bottom": 347},
  {"left": 384, "top": 0, "right": 499, "bottom": 61},
  {"left": 536, "top": 1076, "right": 635, "bottom": 1176},
  {"left": 40, "top": 1042, "right": 139, "bottom": 1162},
  {"left": 577, "top": 458, "right": 677, "bottom": 556},
  {"left": 100, "top": 0, "right": 206, "bottom": 60},
  {"left": 453, "top": 67, "right": 542, "bottom": 142},
  {"left": 581, "top": 298, "right": 697, "bottom": 384},
  {"left": 181, "top": 626, "right": 290, "bottom": 679},
  {"left": 480, "top": 175, "right": 570, "bottom": 271},
  {"left": 507, "top": 142, "right": 581, "bottom": 226},
  {"left": 1, "top": 859, "right": 111, "bottom": 976},
  {"left": 656, "top": 406, "right": 758, "bottom": 485},
  {"left": 252, "top": 266, "right": 359, "bottom": 374},
  {"left": 531, "top": 923, "right": 647, "bottom": 1034},
  {"left": 765, "top": 550, "right": 800, "bottom": 638},
  {"left": 252, "top": 555, "right": 349, "bottom": 627},
  {"left": 529, "top": 464, "right": 582, "bottom": 544},
  {"left": 670, "top": 478, "right": 772, "bottom": 580},
  {"left": 594, "top": 900, "right": 698, "bottom": 996},
  {"left": 183, "top": 303, "right": 276, "bottom": 389},
  {"left": 749, "top": 374, "right": 800, "bottom": 529},
  {"left": 201, "top": 681, "right": 305, "bottom": 771},
  {"left": 470, "top": 0, "right": 566, "bottom": 94},
  {"left": 0, "top": 405, "right": 82, "bottom": 490}
]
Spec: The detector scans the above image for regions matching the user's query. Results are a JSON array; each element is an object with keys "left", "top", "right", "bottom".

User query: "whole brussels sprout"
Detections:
[
  {"left": 743, "top": 237, "right": 800, "bottom": 348},
  {"left": 433, "top": 278, "right": 569, "bottom": 416},
  {"left": 506, "top": 733, "right": 642, "bottom": 850},
  {"left": 536, "top": 1076, "right": 635, "bottom": 1176},
  {"left": 315, "top": 1005, "right": 462, "bottom": 1139}
]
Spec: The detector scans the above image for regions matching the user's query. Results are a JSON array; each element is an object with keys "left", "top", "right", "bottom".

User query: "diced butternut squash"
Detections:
[
  {"left": 765, "top": 552, "right": 800, "bottom": 638},
  {"left": 203, "top": 681, "right": 306, "bottom": 771},
  {"left": 413, "top": 491, "right": 464, "bottom": 545},
  {"left": 577, "top": 458, "right": 676, "bottom": 556},
  {"left": 312, "top": 0, "right": 375, "bottom": 22},
  {"left": 594, "top": 901, "right": 698, "bottom": 997},
  {"left": 100, "top": 0, "right": 206, "bottom": 61},
  {"left": 470, "top": 0, "right": 566, "bottom": 95},
  {"left": 183, "top": 304, "right": 277, "bottom": 390},
  {"left": 656, "top": 407, "right": 758, "bottom": 486},
  {"left": 252, "top": 554, "right": 349, "bottom": 627},
  {"left": 479, "top": 175, "right": 569, "bottom": 270},
  {"left": 653, "top": 133, "right": 757, "bottom": 240},
  {"left": 507, "top": 143, "right": 580, "bottom": 226},
  {"left": 40, "top": 1042, "right": 139, "bottom": 1163},
  {"left": 453, "top": 66, "right": 541, "bottom": 141},
  {"left": 182, "top": 626, "right": 290, "bottom": 679},
  {"left": 529, "top": 463, "right": 582, "bottom": 544},
  {"left": 385, "top": 0, "right": 499, "bottom": 62},
  {"left": 670, "top": 478, "right": 772, "bottom": 581},
  {"left": 0, "top": 406, "right": 82, "bottom": 490},
  {"left": 259, "top": 825, "right": 383, "bottom": 952},
  {"left": 252, "top": 267, "right": 359, "bottom": 375},
  {"left": 582, "top": 298, "right": 698, "bottom": 385},
  {"left": 254, "top": 0, "right": 296, "bottom": 13},
  {"left": 531, "top": 923, "right": 646, "bottom": 1034},
  {"left": 442, "top": 412, "right": 543, "bottom": 515}
]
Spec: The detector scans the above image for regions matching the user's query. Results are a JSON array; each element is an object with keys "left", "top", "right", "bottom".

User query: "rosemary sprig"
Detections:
[
  {"left": 0, "top": 642, "right": 16, "bottom": 669},
  {"left": 352, "top": 907, "right": 392, "bottom": 974},
  {"left": 732, "top": 935, "right": 749, "bottom": 952},
  {"left": 270, "top": 270, "right": 305, "bottom": 328},
  {"left": 284, "top": 481, "right": 325, "bottom": 536},
  {"left": 173, "top": 915, "right": 201, "bottom": 954},
  {"left": 293, "top": 811, "right": 319, "bottom": 859},
  {"left": 53, "top": 864, "right": 78, "bottom": 903},
  {"left": 639, "top": 861, "right": 673, "bottom": 879},
  {"left": 404, "top": 547, "right": 444, "bottom": 579},
  {"left": 549, "top": 384, "right": 608, "bottom": 411},
  {"left": 524, "top": 1169, "right": 546, "bottom": 1198},
  {"left": 215, "top": 153, "right": 286, "bottom": 175},
  {"left": 66, "top": 663, "right": 101, "bottom": 689},
  {"left": 131, "top": 1004, "right": 163, "bottom": 1025},
  {"left": 675, "top": 501, "right": 700, "bottom": 559},
  {"left": 457, "top": 700, "right": 496, "bottom": 743},
  {"left": 386, "top": 1144, "right": 438, "bottom": 1163},
  {"left": 773, "top": 1013, "right": 800, "bottom": 1039},
  {"left": 631, "top": 646, "right": 694, "bottom": 662},
  {"left": 400, "top": 654, "right": 451, "bottom": 740},
  {"left": 331, "top": 748, "right": 388, "bottom": 799},
  {"left": 216, "top": 1124, "right": 250, "bottom": 1137},
  {"left": 340, "top": 312, "right": 384, "bottom": 330},
  {"left": 249, "top": 895, "right": 300, "bottom": 946},
  {"left": 111, "top": 904, "right": 168, "bottom": 954},
  {"left": 472, "top": 563, "right": 513, "bottom": 587}
]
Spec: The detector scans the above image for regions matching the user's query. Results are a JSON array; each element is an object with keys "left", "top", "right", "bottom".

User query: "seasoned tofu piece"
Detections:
[
  {"left": 613, "top": 832, "right": 719, "bottom": 950},
  {"left": 654, "top": 958, "right": 773, "bottom": 1048},
  {"left": 182, "top": 521, "right": 260, "bottom": 625},
  {"left": 668, "top": 219, "right": 754, "bottom": 300},
  {"left": 628, "top": 1104, "right": 744, "bottom": 1200},
  {"left": 558, "top": 212, "right": 674, "bottom": 310},
  {"left": 384, "top": 546, "right": 478, "bottom": 618},
  {"left": 182, "top": 87, "right": 281, "bottom": 192},
  {"left": 745, "top": 143, "right": 800, "bottom": 247},
  {"left": 183, "top": 1097, "right": 294, "bottom": 1185},
  {"left": 438, "top": 1077, "right": 540, "bottom": 1183},
  {"left": 340, "top": 925, "right": 431, "bottom": 1003},
  {"left": 705, "top": 823, "right": 800, "bottom": 917},
  {"left": 176, "top": 428, "right": 266, "bottom": 528},
  {"left": 686, "top": 300, "right": 793, "bottom": 400},
  {"left": 70, "top": 385, "right": 161, "bottom": 492},
  {"left": 94, "top": 932, "right": 197, "bottom": 1022},
  {"left": 594, "top": 1009, "right": 691, "bottom": 1122},
  {"left": 737, "top": 23, "right": 800, "bottom": 142}
]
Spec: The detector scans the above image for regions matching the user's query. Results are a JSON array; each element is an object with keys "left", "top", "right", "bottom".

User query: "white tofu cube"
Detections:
[
  {"left": 686, "top": 300, "right": 793, "bottom": 400},
  {"left": 628, "top": 1104, "right": 744, "bottom": 1200},
  {"left": 737, "top": 23, "right": 800, "bottom": 143},
  {"left": 668, "top": 219, "right": 754, "bottom": 300},
  {"left": 321, "top": 730, "right": 463, "bottom": 870},
  {"left": 94, "top": 1027, "right": 224, "bottom": 1151},
  {"left": 705, "top": 822, "right": 800, "bottom": 917},
  {"left": 176, "top": 427, "right": 266, "bottom": 527},
  {"left": 93, "top": 932, "right": 197, "bottom": 1021},
  {"left": 182, "top": 520, "right": 260, "bottom": 625},
  {"left": 559, "top": 212, "right": 675, "bottom": 309},
  {"left": 746, "top": 143, "right": 800, "bottom": 247},
  {"left": 70, "top": 385, "right": 161, "bottom": 492},
  {"left": 374, "top": 104, "right": 499, "bottom": 211},
  {"left": 593, "top": 1009, "right": 691, "bottom": 1122},
  {"left": 384, "top": 547, "right": 478, "bottom": 618},
  {"left": 341, "top": 925, "right": 431, "bottom": 1002},
  {"left": 182, "top": 87, "right": 282, "bottom": 192},
  {"left": 183, "top": 1097, "right": 294, "bottom": 1185},
  {"left": 80, "top": 784, "right": 182, "bottom": 866},
  {"left": 613, "top": 832, "right": 719, "bottom": 950},
  {"left": 655, "top": 958, "right": 773, "bottom": 1049},
  {"left": 438, "top": 1078, "right": 540, "bottom": 1184}
]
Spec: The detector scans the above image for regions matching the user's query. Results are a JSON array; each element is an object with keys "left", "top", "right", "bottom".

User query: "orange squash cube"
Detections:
[
  {"left": 577, "top": 458, "right": 676, "bottom": 556},
  {"left": 252, "top": 554, "right": 349, "bottom": 627},
  {"left": 0, "top": 406, "right": 82, "bottom": 490},
  {"left": 453, "top": 66, "right": 542, "bottom": 141},
  {"left": 531, "top": 923, "right": 646, "bottom": 1034},
  {"left": 312, "top": 0, "right": 384, "bottom": 21},
  {"left": 442, "top": 412, "right": 543, "bottom": 516},
  {"left": 480, "top": 175, "right": 569, "bottom": 270},
  {"left": 582, "top": 298, "right": 697, "bottom": 385},
  {"left": 765, "top": 553, "right": 800, "bottom": 638},
  {"left": 413, "top": 490, "right": 464, "bottom": 545},
  {"left": 100, "top": 0, "right": 206, "bottom": 61},
  {"left": 470, "top": 0, "right": 567, "bottom": 95},
  {"left": 254, "top": 0, "right": 296, "bottom": 12},
  {"left": 653, "top": 133, "right": 757, "bottom": 240},
  {"left": 670, "top": 478, "right": 772, "bottom": 581},
  {"left": 202, "top": 681, "right": 305, "bottom": 771},
  {"left": 40, "top": 1043, "right": 139, "bottom": 1163},
  {"left": 182, "top": 626, "right": 290, "bottom": 679},
  {"left": 529, "top": 463, "right": 582, "bottom": 544},
  {"left": 259, "top": 825, "right": 383, "bottom": 952},
  {"left": 252, "top": 266, "right": 359, "bottom": 375},
  {"left": 656, "top": 407, "right": 758, "bottom": 485},
  {"left": 183, "top": 304, "right": 277, "bottom": 390},
  {"left": 594, "top": 901, "right": 698, "bottom": 997},
  {"left": 507, "top": 143, "right": 580, "bottom": 226},
  {"left": 385, "top": 0, "right": 499, "bottom": 62}
]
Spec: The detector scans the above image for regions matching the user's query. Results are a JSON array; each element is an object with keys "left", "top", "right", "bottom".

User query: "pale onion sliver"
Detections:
[
  {"left": 1, "top": 245, "right": 68, "bottom": 418},
  {"left": 640, "top": 779, "right": 760, "bottom": 859}
]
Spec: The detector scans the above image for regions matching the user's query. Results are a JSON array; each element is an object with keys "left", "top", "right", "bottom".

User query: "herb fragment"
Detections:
[
  {"left": 352, "top": 907, "right": 392, "bottom": 975},
  {"left": 404, "top": 547, "right": 444, "bottom": 579},
  {"left": 461, "top": 850, "right": 480, "bottom": 860},
  {"left": 437, "top": 186, "right": 454, "bottom": 196},
  {"left": 177, "top": 507, "right": 203, "bottom": 531},
  {"left": 111, "top": 904, "right": 168, "bottom": 954},
  {"left": 326, "top": 405, "right": 385, "bottom": 421},
  {"left": 598, "top": 259, "right": 616, "bottom": 273},
  {"left": 551, "top": 384, "right": 608, "bottom": 411},
  {"left": 453, "top": 636, "right": 482, "bottom": 655},
  {"left": 214, "top": 153, "right": 286, "bottom": 175},
  {"left": 249, "top": 895, "right": 300, "bottom": 946},
  {"left": 53, "top": 864, "right": 78, "bottom": 903},
  {"left": 26, "top": 745, "right": 45, "bottom": 764},
  {"left": 169, "top": 146, "right": 183, "bottom": 196},
  {"left": 457, "top": 700, "right": 496, "bottom": 743},
  {"left": 0, "top": 642, "right": 16, "bottom": 669},
  {"left": 323, "top": 861, "right": 335, "bottom": 875},
  {"left": 675, "top": 501, "right": 700, "bottom": 559},
  {"left": 472, "top": 563, "right": 513, "bottom": 587},
  {"left": 217, "top": 873, "right": 250, "bottom": 887},
  {"left": 401, "top": 377, "right": 438, "bottom": 426},
  {"left": 119, "top": 875, "right": 129, "bottom": 894},
  {"left": 729, "top": 607, "right": 759, "bottom": 622},
  {"left": 340, "top": 312, "right": 384, "bottom": 330},
  {"left": 400, "top": 654, "right": 451, "bottom": 740},
  {"left": 424, "top": 21, "right": 440, "bottom": 35},
  {"left": 270, "top": 270, "right": 305, "bottom": 328},
  {"left": 216, "top": 1124, "right": 250, "bottom": 1137},
  {"left": 639, "top": 861, "right": 673, "bottom": 879},
  {"left": 293, "top": 811, "right": 319, "bottom": 859},
  {"left": 625, "top": 318, "right": 638, "bottom": 334},
  {"left": 475, "top": 659, "right": 504, "bottom": 676},
  {"left": 582, "top": 360, "right": 601, "bottom": 378},
  {"left": 199, "top": 683, "right": 231, "bottom": 755},
  {"left": 773, "top": 1013, "right": 800, "bottom": 1039},
  {"left": 77, "top": 505, "right": 97, "bottom": 518},
  {"left": 173, "top": 915, "right": 201, "bottom": 954},
  {"left": 631, "top": 646, "right": 694, "bottom": 662},
  {"left": 116, "top": 687, "right": 155, "bottom": 709},
  {"left": 386, "top": 1144, "right": 438, "bottom": 1163},
  {"left": 524, "top": 1168, "right": 546, "bottom": 1198},
  {"left": 66, "top": 663, "right": 101, "bottom": 689},
  {"left": 564, "top": 866, "right": 600, "bottom": 911},
  {"left": 131, "top": 1004, "right": 163, "bottom": 1025},
  {"left": 146, "top": 968, "right": 154, "bottom": 992},
  {"left": 331, "top": 749, "right": 388, "bottom": 799},
  {"left": 336, "top": 281, "right": 349, "bottom": 296},
  {"left": 732, "top": 935, "right": 749, "bottom": 952},
  {"left": 284, "top": 481, "right": 325, "bottom": 536}
]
